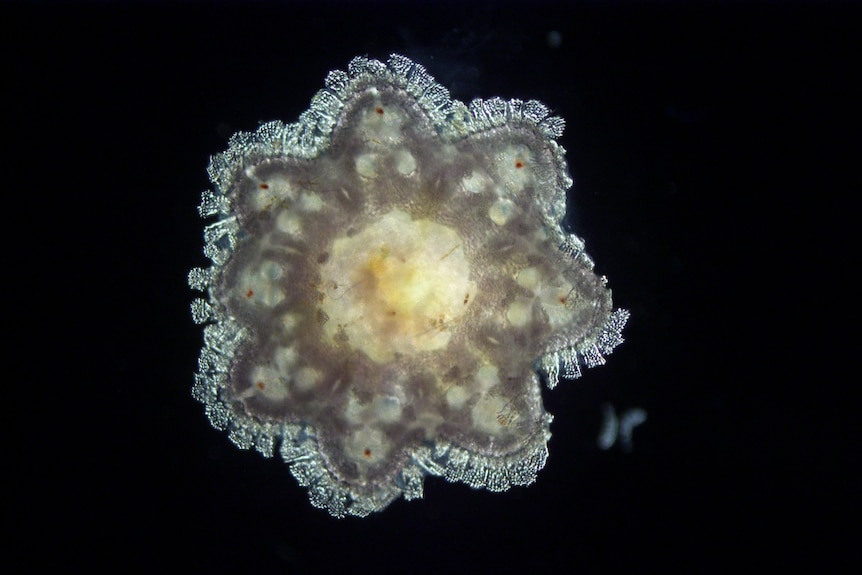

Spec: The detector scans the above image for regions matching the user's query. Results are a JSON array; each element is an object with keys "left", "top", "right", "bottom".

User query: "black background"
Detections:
[{"left": 6, "top": 1, "right": 858, "bottom": 573}]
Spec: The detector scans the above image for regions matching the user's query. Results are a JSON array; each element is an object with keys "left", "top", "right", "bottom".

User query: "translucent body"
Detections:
[{"left": 190, "top": 55, "right": 628, "bottom": 517}]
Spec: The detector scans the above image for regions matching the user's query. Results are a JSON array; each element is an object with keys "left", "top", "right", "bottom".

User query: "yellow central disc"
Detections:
[{"left": 319, "top": 210, "right": 476, "bottom": 363}]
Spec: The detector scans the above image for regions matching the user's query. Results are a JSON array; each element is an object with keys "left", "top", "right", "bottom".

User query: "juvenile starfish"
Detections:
[{"left": 190, "top": 54, "right": 628, "bottom": 517}]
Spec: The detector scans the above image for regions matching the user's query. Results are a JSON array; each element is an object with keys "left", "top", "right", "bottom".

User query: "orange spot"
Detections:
[
  {"left": 515, "top": 159, "right": 525, "bottom": 169},
  {"left": 246, "top": 289, "right": 255, "bottom": 298},
  {"left": 363, "top": 448, "right": 372, "bottom": 458},
  {"left": 559, "top": 295, "right": 568, "bottom": 304},
  {"left": 375, "top": 106, "right": 384, "bottom": 115},
  {"left": 256, "top": 381, "right": 266, "bottom": 390},
  {"left": 258, "top": 182, "right": 270, "bottom": 189}
]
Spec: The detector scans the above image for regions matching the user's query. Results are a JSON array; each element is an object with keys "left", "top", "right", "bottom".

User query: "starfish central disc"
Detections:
[{"left": 319, "top": 210, "right": 476, "bottom": 363}]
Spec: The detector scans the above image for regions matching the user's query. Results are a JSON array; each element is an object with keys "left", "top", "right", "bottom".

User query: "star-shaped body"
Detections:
[{"left": 190, "top": 55, "right": 628, "bottom": 517}]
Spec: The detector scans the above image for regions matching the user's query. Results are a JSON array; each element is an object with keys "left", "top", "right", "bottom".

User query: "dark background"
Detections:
[{"left": 6, "top": 1, "right": 857, "bottom": 573}]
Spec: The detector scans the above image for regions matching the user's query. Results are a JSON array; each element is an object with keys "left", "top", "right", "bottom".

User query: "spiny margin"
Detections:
[{"left": 538, "top": 308, "right": 630, "bottom": 389}]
